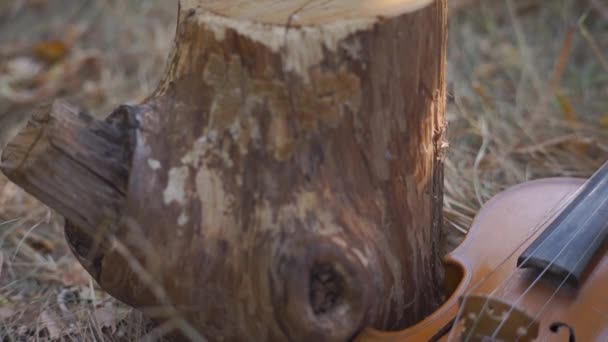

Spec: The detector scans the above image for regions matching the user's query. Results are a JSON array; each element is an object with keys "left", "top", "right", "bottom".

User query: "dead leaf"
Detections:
[
  {"left": 94, "top": 304, "right": 129, "bottom": 334},
  {"left": 84, "top": 81, "right": 107, "bottom": 103},
  {"left": 474, "top": 63, "right": 498, "bottom": 79},
  {"left": 61, "top": 261, "right": 91, "bottom": 287},
  {"left": 33, "top": 60, "right": 66, "bottom": 86},
  {"left": 39, "top": 310, "right": 62, "bottom": 339},
  {"left": 0, "top": 303, "right": 15, "bottom": 320},
  {"left": 33, "top": 40, "right": 69, "bottom": 64},
  {"left": 472, "top": 81, "right": 495, "bottom": 109},
  {"left": 556, "top": 93, "right": 578, "bottom": 128},
  {"left": 94, "top": 306, "right": 117, "bottom": 333},
  {"left": 0, "top": 251, "right": 4, "bottom": 278},
  {"left": 26, "top": 0, "right": 49, "bottom": 9},
  {"left": 3, "top": 57, "right": 43, "bottom": 81},
  {"left": 0, "top": 294, "right": 9, "bottom": 306},
  {"left": 64, "top": 24, "right": 88, "bottom": 46},
  {"left": 72, "top": 54, "right": 103, "bottom": 82},
  {"left": 15, "top": 228, "right": 55, "bottom": 254},
  {"left": 600, "top": 114, "right": 608, "bottom": 128},
  {"left": 497, "top": 42, "right": 521, "bottom": 68},
  {"left": 77, "top": 286, "right": 109, "bottom": 303},
  {"left": 565, "top": 140, "right": 591, "bottom": 156}
]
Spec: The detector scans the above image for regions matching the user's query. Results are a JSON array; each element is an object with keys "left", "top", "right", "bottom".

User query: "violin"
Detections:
[{"left": 356, "top": 160, "right": 608, "bottom": 341}]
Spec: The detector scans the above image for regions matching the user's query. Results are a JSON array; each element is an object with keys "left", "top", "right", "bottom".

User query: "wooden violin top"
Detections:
[{"left": 357, "top": 177, "right": 608, "bottom": 341}]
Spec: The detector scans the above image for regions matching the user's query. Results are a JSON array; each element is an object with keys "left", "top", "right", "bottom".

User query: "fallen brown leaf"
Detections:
[
  {"left": 61, "top": 261, "right": 91, "bottom": 287},
  {"left": 3, "top": 57, "right": 43, "bottom": 81},
  {"left": 33, "top": 40, "right": 69, "bottom": 64},
  {"left": 0, "top": 251, "right": 4, "bottom": 279},
  {"left": 0, "top": 303, "right": 15, "bottom": 320},
  {"left": 39, "top": 310, "right": 62, "bottom": 339},
  {"left": 94, "top": 304, "right": 129, "bottom": 334},
  {"left": 15, "top": 228, "right": 55, "bottom": 254},
  {"left": 600, "top": 114, "right": 608, "bottom": 128},
  {"left": 556, "top": 93, "right": 578, "bottom": 128},
  {"left": 474, "top": 63, "right": 498, "bottom": 79}
]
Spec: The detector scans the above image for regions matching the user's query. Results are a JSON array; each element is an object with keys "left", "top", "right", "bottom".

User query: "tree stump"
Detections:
[{"left": 1, "top": 1, "right": 449, "bottom": 341}]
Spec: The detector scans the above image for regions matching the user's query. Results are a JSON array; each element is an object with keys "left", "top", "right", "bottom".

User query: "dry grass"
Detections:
[
  {"left": 1, "top": 1, "right": 176, "bottom": 340},
  {"left": 0, "top": 0, "right": 607, "bottom": 341},
  {"left": 443, "top": 0, "right": 608, "bottom": 250}
]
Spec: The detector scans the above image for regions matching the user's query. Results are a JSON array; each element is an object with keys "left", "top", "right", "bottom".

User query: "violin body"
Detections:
[{"left": 357, "top": 177, "right": 608, "bottom": 341}]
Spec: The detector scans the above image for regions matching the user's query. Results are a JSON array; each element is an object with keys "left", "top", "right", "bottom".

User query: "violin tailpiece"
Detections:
[{"left": 458, "top": 295, "right": 540, "bottom": 341}]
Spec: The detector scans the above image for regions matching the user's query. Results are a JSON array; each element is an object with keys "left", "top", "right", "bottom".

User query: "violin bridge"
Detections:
[{"left": 458, "top": 295, "right": 540, "bottom": 341}]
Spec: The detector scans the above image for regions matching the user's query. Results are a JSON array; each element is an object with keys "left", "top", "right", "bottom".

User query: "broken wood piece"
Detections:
[
  {"left": 1, "top": 100, "right": 135, "bottom": 234},
  {"left": 1, "top": 100, "right": 138, "bottom": 277}
]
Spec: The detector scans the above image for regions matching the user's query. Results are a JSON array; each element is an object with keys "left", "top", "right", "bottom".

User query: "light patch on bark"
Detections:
[
  {"left": 341, "top": 39, "right": 363, "bottom": 62},
  {"left": 195, "top": 166, "right": 237, "bottom": 240},
  {"left": 331, "top": 236, "right": 348, "bottom": 249},
  {"left": 147, "top": 159, "right": 162, "bottom": 171},
  {"left": 286, "top": 191, "right": 342, "bottom": 236},
  {"left": 182, "top": 134, "right": 230, "bottom": 169},
  {"left": 173, "top": 41, "right": 193, "bottom": 83},
  {"left": 202, "top": 52, "right": 361, "bottom": 161},
  {"left": 181, "top": 137, "right": 208, "bottom": 166},
  {"left": 255, "top": 191, "right": 343, "bottom": 237},
  {"left": 178, "top": 212, "right": 190, "bottom": 226},
  {"left": 267, "top": 115, "right": 293, "bottom": 161},
  {"left": 163, "top": 166, "right": 189, "bottom": 206},
  {"left": 352, "top": 248, "right": 369, "bottom": 268}
]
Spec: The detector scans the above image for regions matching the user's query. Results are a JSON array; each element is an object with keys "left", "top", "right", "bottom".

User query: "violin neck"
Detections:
[{"left": 517, "top": 161, "right": 608, "bottom": 286}]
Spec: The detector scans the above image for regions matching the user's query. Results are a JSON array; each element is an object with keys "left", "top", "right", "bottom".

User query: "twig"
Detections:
[
  {"left": 447, "top": 220, "right": 469, "bottom": 236},
  {"left": 141, "top": 319, "right": 180, "bottom": 342},
  {"left": 0, "top": 251, "right": 4, "bottom": 279},
  {"left": 578, "top": 11, "right": 608, "bottom": 72},
  {"left": 10, "top": 220, "right": 43, "bottom": 262},
  {"left": 505, "top": 0, "right": 543, "bottom": 96},
  {"left": 549, "top": 26, "right": 575, "bottom": 94},
  {"left": 513, "top": 134, "right": 592, "bottom": 154},
  {"left": 473, "top": 118, "right": 490, "bottom": 207}
]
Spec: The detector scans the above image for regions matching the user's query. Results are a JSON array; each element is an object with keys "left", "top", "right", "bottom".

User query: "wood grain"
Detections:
[
  {"left": 182, "top": 0, "right": 434, "bottom": 25},
  {"left": 1, "top": 1, "right": 449, "bottom": 340}
]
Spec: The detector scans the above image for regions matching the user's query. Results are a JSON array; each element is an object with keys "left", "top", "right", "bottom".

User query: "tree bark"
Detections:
[{"left": 1, "top": 1, "right": 449, "bottom": 341}]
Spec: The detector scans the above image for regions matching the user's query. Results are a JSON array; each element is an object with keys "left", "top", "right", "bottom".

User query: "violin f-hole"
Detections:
[{"left": 549, "top": 322, "right": 576, "bottom": 342}]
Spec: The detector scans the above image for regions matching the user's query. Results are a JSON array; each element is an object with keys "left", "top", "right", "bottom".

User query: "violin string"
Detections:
[
  {"left": 459, "top": 188, "right": 582, "bottom": 342},
  {"left": 489, "top": 167, "right": 608, "bottom": 337},
  {"left": 449, "top": 161, "right": 608, "bottom": 340},
  {"left": 489, "top": 184, "right": 608, "bottom": 339},
  {"left": 445, "top": 183, "right": 583, "bottom": 342},
  {"left": 459, "top": 164, "right": 608, "bottom": 341},
  {"left": 446, "top": 187, "right": 580, "bottom": 342},
  {"left": 515, "top": 214, "right": 608, "bottom": 342}
]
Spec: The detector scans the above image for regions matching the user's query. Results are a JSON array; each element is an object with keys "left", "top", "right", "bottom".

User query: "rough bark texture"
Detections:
[
  {"left": 1, "top": 1, "right": 449, "bottom": 341},
  {"left": 0, "top": 100, "right": 138, "bottom": 280}
]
